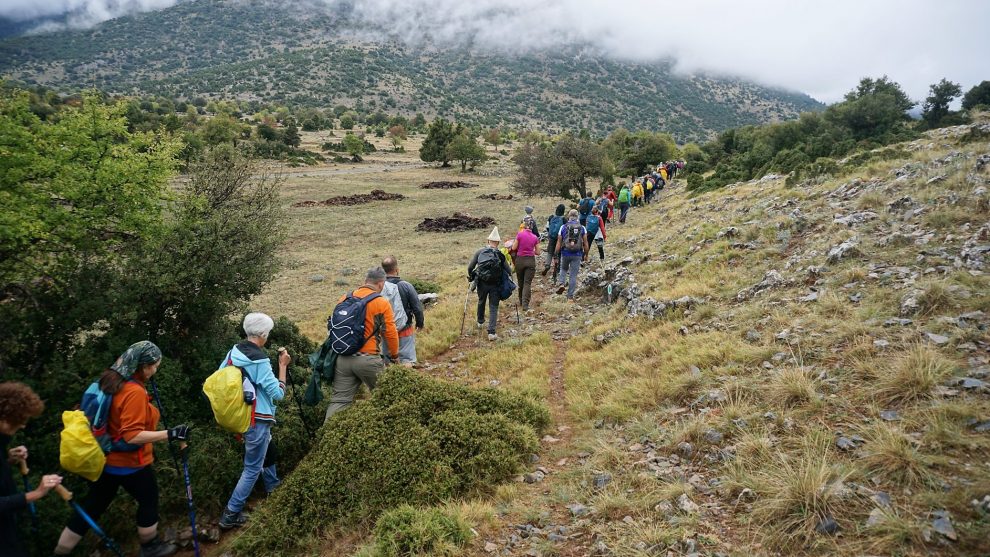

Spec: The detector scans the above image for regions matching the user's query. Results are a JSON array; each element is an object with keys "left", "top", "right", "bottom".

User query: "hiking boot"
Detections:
[
  {"left": 219, "top": 509, "right": 250, "bottom": 530},
  {"left": 139, "top": 538, "right": 177, "bottom": 557},
  {"left": 556, "top": 284, "right": 566, "bottom": 295},
  {"left": 488, "top": 333, "right": 497, "bottom": 341},
  {"left": 476, "top": 321, "right": 484, "bottom": 329},
  {"left": 541, "top": 266, "right": 549, "bottom": 276}
]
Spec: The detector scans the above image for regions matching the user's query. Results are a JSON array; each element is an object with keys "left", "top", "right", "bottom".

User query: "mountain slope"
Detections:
[{"left": 0, "top": 0, "right": 822, "bottom": 141}]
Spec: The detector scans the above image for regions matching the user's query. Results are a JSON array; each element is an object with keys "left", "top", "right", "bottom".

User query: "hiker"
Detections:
[
  {"left": 659, "top": 164, "right": 669, "bottom": 183},
  {"left": 326, "top": 268, "right": 400, "bottom": 417},
  {"left": 513, "top": 222, "right": 540, "bottom": 311},
  {"left": 604, "top": 186, "right": 617, "bottom": 223},
  {"left": 468, "top": 227, "right": 512, "bottom": 340},
  {"left": 1, "top": 382, "right": 63, "bottom": 557},
  {"left": 555, "top": 209, "right": 589, "bottom": 302},
  {"left": 617, "top": 184, "right": 631, "bottom": 224},
  {"left": 586, "top": 205, "right": 607, "bottom": 262},
  {"left": 644, "top": 176, "right": 655, "bottom": 205},
  {"left": 55, "top": 341, "right": 187, "bottom": 557},
  {"left": 522, "top": 206, "right": 539, "bottom": 236},
  {"left": 543, "top": 204, "right": 566, "bottom": 278},
  {"left": 632, "top": 180, "right": 644, "bottom": 208},
  {"left": 382, "top": 256, "right": 424, "bottom": 367},
  {"left": 578, "top": 194, "right": 595, "bottom": 227},
  {"left": 218, "top": 314, "right": 289, "bottom": 530}
]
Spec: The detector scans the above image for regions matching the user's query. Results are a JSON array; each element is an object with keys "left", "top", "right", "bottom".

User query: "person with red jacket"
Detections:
[{"left": 54, "top": 341, "right": 189, "bottom": 557}]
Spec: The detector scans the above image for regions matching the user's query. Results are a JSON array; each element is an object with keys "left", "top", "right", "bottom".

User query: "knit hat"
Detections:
[
  {"left": 488, "top": 227, "right": 501, "bottom": 242},
  {"left": 524, "top": 206, "right": 534, "bottom": 215}
]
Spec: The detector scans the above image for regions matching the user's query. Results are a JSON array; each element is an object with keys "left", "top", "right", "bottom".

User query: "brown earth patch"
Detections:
[
  {"left": 416, "top": 212, "right": 496, "bottom": 232},
  {"left": 291, "top": 189, "right": 404, "bottom": 207}
]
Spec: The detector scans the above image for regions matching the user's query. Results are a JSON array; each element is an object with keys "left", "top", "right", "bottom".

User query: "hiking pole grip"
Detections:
[
  {"left": 54, "top": 484, "right": 73, "bottom": 501},
  {"left": 18, "top": 459, "right": 28, "bottom": 476}
]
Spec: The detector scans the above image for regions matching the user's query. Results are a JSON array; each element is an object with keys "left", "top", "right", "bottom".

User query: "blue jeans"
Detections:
[
  {"left": 225, "top": 421, "right": 279, "bottom": 513},
  {"left": 559, "top": 254, "right": 583, "bottom": 299}
]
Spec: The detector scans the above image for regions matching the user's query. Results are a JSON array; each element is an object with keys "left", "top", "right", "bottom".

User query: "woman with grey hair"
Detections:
[{"left": 218, "top": 313, "right": 291, "bottom": 530}]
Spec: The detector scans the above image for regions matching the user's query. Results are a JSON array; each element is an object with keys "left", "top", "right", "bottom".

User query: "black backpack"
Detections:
[
  {"left": 475, "top": 247, "right": 502, "bottom": 284},
  {"left": 563, "top": 222, "right": 583, "bottom": 252},
  {"left": 579, "top": 198, "right": 593, "bottom": 215},
  {"left": 327, "top": 291, "right": 381, "bottom": 356}
]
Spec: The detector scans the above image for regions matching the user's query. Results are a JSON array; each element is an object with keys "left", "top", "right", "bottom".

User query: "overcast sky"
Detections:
[{"left": 2, "top": 0, "right": 987, "bottom": 104}]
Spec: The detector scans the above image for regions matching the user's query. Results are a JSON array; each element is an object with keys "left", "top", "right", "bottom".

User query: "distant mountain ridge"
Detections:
[{"left": 0, "top": 0, "right": 823, "bottom": 141}]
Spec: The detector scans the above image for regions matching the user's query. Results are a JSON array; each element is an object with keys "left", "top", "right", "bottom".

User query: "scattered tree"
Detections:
[
  {"left": 447, "top": 132, "right": 486, "bottom": 171},
  {"left": 483, "top": 127, "right": 502, "bottom": 152},
  {"left": 962, "top": 80, "right": 990, "bottom": 111},
  {"left": 420, "top": 118, "right": 457, "bottom": 167},
  {"left": 339, "top": 113, "right": 355, "bottom": 130},
  {"left": 513, "top": 133, "right": 606, "bottom": 198},
  {"left": 342, "top": 132, "right": 365, "bottom": 162},
  {"left": 922, "top": 78, "right": 963, "bottom": 129},
  {"left": 388, "top": 124, "right": 407, "bottom": 151}
]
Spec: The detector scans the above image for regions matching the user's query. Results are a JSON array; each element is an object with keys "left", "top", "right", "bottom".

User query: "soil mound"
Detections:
[
  {"left": 292, "top": 189, "right": 404, "bottom": 207},
  {"left": 419, "top": 181, "right": 479, "bottom": 189},
  {"left": 417, "top": 212, "right": 496, "bottom": 233},
  {"left": 477, "top": 193, "right": 514, "bottom": 200}
]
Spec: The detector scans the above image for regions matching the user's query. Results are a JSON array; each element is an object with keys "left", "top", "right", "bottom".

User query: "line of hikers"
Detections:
[
  {"left": 0, "top": 256, "right": 425, "bottom": 557},
  {"left": 467, "top": 160, "right": 684, "bottom": 339}
]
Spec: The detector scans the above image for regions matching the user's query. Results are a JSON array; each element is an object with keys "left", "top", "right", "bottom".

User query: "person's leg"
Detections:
[
  {"left": 520, "top": 257, "right": 535, "bottom": 309},
  {"left": 56, "top": 472, "right": 122, "bottom": 554},
  {"left": 487, "top": 289, "right": 499, "bottom": 335},
  {"left": 398, "top": 334, "right": 417, "bottom": 365},
  {"left": 476, "top": 286, "right": 487, "bottom": 326},
  {"left": 223, "top": 421, "right": 272, "bottom": 517},
  {"left": 567, "top": 255, "right": 581, "bottom": 299},
  {"left": 544, "top": 237, "right": 556, "bottom": 272},
  {"left": 597, "top": 241, "right": 605, "bottom": 261},
  {"left": 353, "top": 354, "right": 385, "bottom": 390},
  {"left": 515, "top": 262, "right": 526, "bottom": 305},
  {"left": 325, "top": 356, "right": 360, "bottom": 420},
  {"left": 260, "top": 428, "right": 280, "bottom": 493},
  {"left": 116, "top": 466, "right": 167, "bottom": 547}
]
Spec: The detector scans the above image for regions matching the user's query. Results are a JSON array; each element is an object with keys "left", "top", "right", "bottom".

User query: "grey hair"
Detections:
[
  {"left": 243, "top": 312, "right": 275, "bottom": 339},
  {"left": 365, "top": 266, "right": 387, "bottom": 284}
]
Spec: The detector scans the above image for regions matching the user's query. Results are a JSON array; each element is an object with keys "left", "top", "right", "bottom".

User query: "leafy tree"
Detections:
[
  {"left": 283, "top": 120, "right": 301, "bottom": 147},
  {"left": 412, "top": 113, "right": 427, "bottom": 130},
  {"left": 513, "top": 133, "right": 606, "bottom": 198},
  {"left": 844, "top": 76, "right": 915, "bottom": 113},
  {"left": 447, "top": 132, "right": 486, "bottom": 171},
  {"left": 603, "top": 129, "right": 676, "bottom": 176},
  {"left": 339, "top": 114, "right": 355, "bottom": 130},
  {"left": 962, "top": 80, "right": 990, "bottom": 110},
  {"left": 483, "top": 127, "right": 502, "bottom": 152},
  {"left": 200, "top": 114, "right": 245, "bottom": 145},
  {"left": 922, "top": 79, "right": 963, "bottom": 129},
  {"left": 388, "top": 124, "right": 407, "bottom": 151},
  {"left": 343, "top": 132, "right": 365, "bottom": 162},
  {"left": 257, "top": 122, "right": 281, "bottom": 142},
  {"left": 420, "top": 118, "right": 457, "bottom": 167},
  {"left": 826, "top": 77, "right": 915, "bottom": 141}
]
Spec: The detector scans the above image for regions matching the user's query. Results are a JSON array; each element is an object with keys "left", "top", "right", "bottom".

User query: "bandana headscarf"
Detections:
[{"left": 110, "top": 341, "right": 162, "bottom": 379}]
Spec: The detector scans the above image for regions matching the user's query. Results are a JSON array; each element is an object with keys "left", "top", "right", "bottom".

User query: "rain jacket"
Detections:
[{"left": 221, "top": 341, "right": 285, "bottom": 422}]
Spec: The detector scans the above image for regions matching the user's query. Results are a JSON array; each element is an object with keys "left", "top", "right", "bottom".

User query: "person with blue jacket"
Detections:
[{"left": 219, "top": 313, "right": 290, "bottom": 530}]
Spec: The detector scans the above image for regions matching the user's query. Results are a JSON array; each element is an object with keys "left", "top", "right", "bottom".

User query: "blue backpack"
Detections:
[
  {"left": 586, "top": 214, "right": 601, "bottom": 239},
  {"left": 80, "top": 381, "right": 141, "bottom": 454},
  {"left": 548, "top": 215, "right": 564, "bottom": 239},
  {"left": 578, "top": 197, "right": 593, "bottom": 216},
  {"left": 328, "top": 291, "right": 381, "bottom": 356}
]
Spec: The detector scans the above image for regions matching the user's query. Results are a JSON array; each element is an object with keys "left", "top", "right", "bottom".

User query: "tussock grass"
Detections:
[
  {"left": 877, "top": 344, "right": 954, "bottom": 404},
  {"left": 861, "top": 422, "right": 935, "bottom": 486},
  {"left": 858, "top": 507, "right": 926, "bottom": 554},
  {"left": 915, "top": 280, "right": 953, "bottom": 316},
  {"left": 768, "top": 367, "right": 820, "bottom": 408},
  {"left": 856, "top": 191, "right": 887, "bottom": 210}
]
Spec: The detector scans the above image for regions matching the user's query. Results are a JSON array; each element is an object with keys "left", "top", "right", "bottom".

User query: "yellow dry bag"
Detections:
[
  {"left": 59, "top": 410, "right": 105, "bottom": 482},
  {"left": 203, "top": 366, "right": 252, "bottom": 434}
]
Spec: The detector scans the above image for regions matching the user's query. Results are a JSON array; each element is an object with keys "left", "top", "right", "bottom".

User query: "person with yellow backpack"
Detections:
[
  {"left": 631, "top": 180, "right": 644, "bottom": 207},
  {"left": 54, "top": 341, "right": 187, "bottom": 557},
  {"left": 218, "top": 313, "right": 290, "bottom": 530}
]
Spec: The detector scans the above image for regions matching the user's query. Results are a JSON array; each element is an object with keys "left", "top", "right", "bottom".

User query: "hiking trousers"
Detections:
[
  {"left": 515, "top": 255, "right": 536, "bottom": 310},
  {"left": 595, "top": 239, "right": 605, "bottom": 261},
  {"left": 67, "top": 466, "right": 159, "bottom": 536},
  {"left": 476, "top": 281, "right": 500, "bottom": 334},
  {"left": 326, "top": 353, "right": 383, "bottom": 420},
  {"left": 619, "top": 202, "right": 630, "bottom": 223},
  {"left": 545, "top": 236, "right": 558, "bottom": 270},
  {"left": 560, "top": 255, "right": 583, "bottom": 299},
  {"left": 226, "top": 421, "right": 279, "bottom": 514}
]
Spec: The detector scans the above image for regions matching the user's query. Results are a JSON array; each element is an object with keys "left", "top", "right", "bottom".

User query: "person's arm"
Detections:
[
  {"left": 254, "top": 358, "right": 286, "bottom": 402},
  {"left": 583, "top": 231, "right": 590, "bottom": 260},
  {"left": 467, "top": 250, "right": 479, "bottom": 280},
  {"left": 379, "top": 301, "right": 400, "bottom": 360},
  {"left": 117, "top": 388, "right": 169, "bottom": 444},
  {"left": 402, "top": 282, "right": 425, "bottom": 329},
  {"left": 601, "top": 218, "right": 607, "bottom": 241},
  {"left": 533, "top": 235, "right": 541, "bottom": 257},
  {"left": 554, "top": 228, "right": 563, "bottom": 255}
]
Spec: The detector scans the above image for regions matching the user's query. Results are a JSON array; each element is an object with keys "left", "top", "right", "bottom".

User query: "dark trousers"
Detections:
[
  {"left": 619, "top": 202, "right": 630, "bottom": 223},
  {"left": 515, "top": 256, "right": 536, "bottom": 309},
  {"left": 477, "top": 282, "right": 500, "bottom": 334},
  {"left": 67, "top": 466, "right": 159, "bottom": 535}
]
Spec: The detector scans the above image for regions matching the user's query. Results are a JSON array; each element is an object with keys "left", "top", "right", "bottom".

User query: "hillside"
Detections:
[{"left": 0, "top": 0, "right": 821, "bottom": 141}]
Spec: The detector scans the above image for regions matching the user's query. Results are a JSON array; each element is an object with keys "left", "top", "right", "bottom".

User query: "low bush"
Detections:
[
  {"left": 362, "top": 505, "right": 471, "bottom": 557},
  {"left": 230, "top": 367, "right": 549, "bottom": 555},
  {"left": 405, "top": 277, "right": 442, "bottom": 295}
]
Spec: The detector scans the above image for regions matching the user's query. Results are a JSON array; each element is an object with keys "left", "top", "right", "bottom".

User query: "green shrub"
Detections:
[
  {"left": 369, "top": 505, "right": 471, "bottom": 557},
  {"left": 230, "top": 367, "right": 548, "bottom": 555},
  {"left": 405, "top": 277, "right": 442, "bottom": 295}
]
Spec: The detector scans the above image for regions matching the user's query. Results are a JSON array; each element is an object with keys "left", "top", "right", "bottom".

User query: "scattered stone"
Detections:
[
  {"left": 717, "top": 226, "right": 739, "bottom": 239},
  {"left": 476, "top": 193, "right": 514, "bottom": 200},
  {"left": 737, "top": 270, "right": 790, "bottom": 300},
  {"left": 874, "top": 339, "right": 890, "bottom": 349},
  {"left": 815, "top": 516, "right": 839, "bottom": 535},
  {"left": 866, "top": 508, "right": 886, "bottom": 528},
  {"left": 593, "top": 473, "right": 612, "bottom": 490},
  {"left": 873, "top": 491, "right": 893, "bottom": 508},
  {"left": 827, "top": 237, "right": 861, "bottom": 264},
  {"left": 541, "top": 435, "right": 560, "bottom": 443},
  {"left": 879, "top": 410, "right": 900, "bottom": 422},
  {"left": 930, "top": 511, "right": 957, "bottom": 541},
  {"left": 798, "top": 291, "right": 820, "bottom": 303},
  {"left": 677, "top": 493, "right": 700, "bottom": 514},
  {"left": 927, "top": 174, "right": 948, "bottom": 185},
  {"left": 292, "top": 189, "right": 405, "bottom": 207},
  {"left": 484, "top": 542, "right": 499, "bottom": 553},
  {"left": 884, "top": 317, "right": 914, "bottom": 327},
  {"left": 567, "top": 503, "right": 591, "bottom": 517},
  {"left": 836, "top": 435, "right": 865, "bottom": 451},
  {"left": 923, "top": 332, "right": 951, "bottom": 346},
  {"left": 417, "top": 212, "right": 495, "bottom": 233},
  {"left": 419, "top": 181, "right": 479, "bottom": 189},
  {"left": 677, "top": 441, "right": 694, "bottom": 459},
  {"left": 971, "top": 495, "right": 990, "bottom": 513},
  {"left": 834, "top": 211, "right": 878, "bottom": 226},
  {"left": 523, "top": 471, "right": 545, "bottom": 484},
  {"left": 703, "top": 429, "right": 724, "bottom": 444},
  {"left": 972, "top": 421, "right": 990, "bottom": 433},
  {"left": 417, "top": 292, "right": 439, "bottom": 305},
  {"left": 309, "top": 274, "right": 325, "bottom": 283},
  {"left": 763, "top": 411, "right": 778, "bottom": 421}
]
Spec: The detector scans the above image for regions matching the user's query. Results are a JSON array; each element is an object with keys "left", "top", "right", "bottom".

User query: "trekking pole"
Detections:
[
  {"left": 53, "top": 485, "right": 126, "bottom": 557},
  {"left": 148, "top": 379, "right": 181, "bottom": 476},
  {"left": 459, "top": 281, "right": 473, "bottom": 336},
  {"left": 178, "top": 442, "right": 201, "bottom": 557},
  {"left": 280, "top": 347, "right": 315, "bottom": 438},
  {"left": 18, "top": 460, "right": 39, "bottom": 533},
  {"left": 515, "top": 303, "right": 520, "bottom": 325}
]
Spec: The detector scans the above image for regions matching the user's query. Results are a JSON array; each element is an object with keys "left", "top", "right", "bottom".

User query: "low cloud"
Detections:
[{"left": 3, "top": 0, "right": 988, "bottom": 103}]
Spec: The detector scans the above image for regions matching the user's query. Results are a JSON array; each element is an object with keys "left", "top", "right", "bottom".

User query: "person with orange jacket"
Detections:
[
  {"left": 324, "top": 267, "right": 400, "bottom": 420},
  {"left": 54, "top": 341, "right": 188, "bottom": 557}
]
